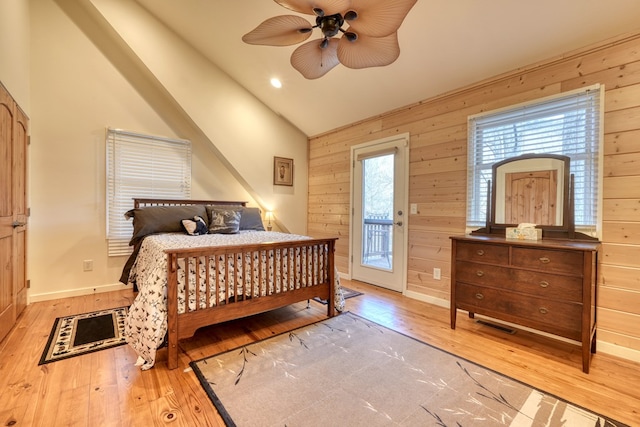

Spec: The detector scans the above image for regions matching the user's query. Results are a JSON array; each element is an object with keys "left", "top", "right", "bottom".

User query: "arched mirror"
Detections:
[{"left": 472, "top": 153, "right": 596, "bottom": 241}]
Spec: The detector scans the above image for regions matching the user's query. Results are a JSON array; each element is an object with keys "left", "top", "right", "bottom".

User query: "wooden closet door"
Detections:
[
  {"left": 504, "top": 170, "right": 558, "bottom": 225},
  {"left": 0, "top": 84, "right": 28, "bottom": 343}
]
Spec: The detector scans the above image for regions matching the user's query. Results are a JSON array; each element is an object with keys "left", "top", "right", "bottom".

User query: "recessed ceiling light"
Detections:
[{"left": 270, "top": 78, "right": 282, "bottom": 89}]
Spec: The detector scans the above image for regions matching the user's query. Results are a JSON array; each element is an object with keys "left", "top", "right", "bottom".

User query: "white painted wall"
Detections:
[
  {"left": 23, "top": 0, "right": 308, "bottom": 301},
  {"left": 0, "top": 0, "right": 30, "bottom": 110},
  {"left": 28, "top": 0, "right": 180, "bottom": 300},
  {"left": 91, "top": 0, "right": 309, "bottom": 231}
]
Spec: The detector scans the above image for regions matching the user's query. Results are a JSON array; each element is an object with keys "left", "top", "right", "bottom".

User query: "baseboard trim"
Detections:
[
  {"left": 403, "top": 289, "right": 449, "bottom": 308},
  {"left": 598, "top": 340, "right": 640, "bottom": 363},
  {"left": 28, "top": 282, "right": 130, "bottom": 303}
]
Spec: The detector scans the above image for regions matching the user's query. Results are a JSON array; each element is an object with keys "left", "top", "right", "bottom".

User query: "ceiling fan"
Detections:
[{"left": 242, "top": 0, "right": 418, "bottom": 79}]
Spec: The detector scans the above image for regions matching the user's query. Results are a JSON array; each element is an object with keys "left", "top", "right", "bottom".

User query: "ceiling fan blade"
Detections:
[
  {"left": 346, "top": 0, "right": 417, "bottom": 37},
  {"left": 337, "top": 31, "right": 400, "bottom": 69},
  {"left": 291, "top": 38, "right": 340, "bottom": 79},
  {"left": 242, "top": 15, "right": 313, "bottom": 46},
  {"left": 275, "top": 0, "right": 352, "bottom": 16}
]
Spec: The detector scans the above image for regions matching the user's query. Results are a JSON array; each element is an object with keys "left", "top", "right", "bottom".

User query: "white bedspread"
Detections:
[{"left": 124, "top": 231, "right": 345, "bottom": 369}]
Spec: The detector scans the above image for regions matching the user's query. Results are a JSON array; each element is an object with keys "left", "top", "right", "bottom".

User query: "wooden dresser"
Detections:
[{"left": 450, "top": 235, "right": 599, "bottom": 373}]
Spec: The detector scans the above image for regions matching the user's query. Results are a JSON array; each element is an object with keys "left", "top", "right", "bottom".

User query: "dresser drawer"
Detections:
[
  {"left": 456, "top": 261, "right": 583, "bottom": 302},
  {"left": 455, "top": 282, "right": 582, "bottom": 332},
  {"left": 455, "top": 261, "right": 509, "bottom": 286},
  {"left": 455, "top": 241, "right": 508, "bottom": 264},
  {"left": 510, "top": 269, "right": 583, "bottom": 302},
  {"left": 511, "top": 246, "right": 583, "bottom": 275}
]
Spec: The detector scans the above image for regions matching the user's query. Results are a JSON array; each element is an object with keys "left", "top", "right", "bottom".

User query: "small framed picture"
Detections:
[{"left": 274, "top": 157, "right": 293, "bottom": 186}]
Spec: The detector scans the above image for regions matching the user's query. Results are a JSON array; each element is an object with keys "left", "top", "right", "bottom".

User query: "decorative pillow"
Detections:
[
  {"left": 208, "top": 207, "right": 242, "bottom": 234},
  {"left": 181, "top": 215, "right": 208, "bottom": 236},
  {"left": 125, "top": 205, "right": 208, "bottom": 245},
  {"left": 239, "top": 207, "right": 265, "bottom": 231}
]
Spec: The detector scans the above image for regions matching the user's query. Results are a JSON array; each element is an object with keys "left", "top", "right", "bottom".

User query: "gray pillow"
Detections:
[
  {"left": 239, "top": 207, "right": 265, "bottom": 231},
  {"left": 208, "top": 207, "right": 242, "bottom": 234},
  {"left": 206, "top": 204, "right": 243, "bottom": 221},
  {"left": 126, "top": 205, "right": 207, "bottom": 245}
]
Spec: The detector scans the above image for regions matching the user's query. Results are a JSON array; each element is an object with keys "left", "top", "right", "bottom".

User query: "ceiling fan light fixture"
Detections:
[
  {"left": 244, "top": 0, "right": 417, "bottom": 78},
  {"left": 344, "top": 31, "right": 357, "bottom": 42},
  {"left": 344, "top": 10, "right": 358, "bottom": 21}
]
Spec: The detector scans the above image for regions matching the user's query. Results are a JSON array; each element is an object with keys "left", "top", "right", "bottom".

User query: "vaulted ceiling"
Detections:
[{"left": 135, "top": 0, "right": 640, "bottom": 136}]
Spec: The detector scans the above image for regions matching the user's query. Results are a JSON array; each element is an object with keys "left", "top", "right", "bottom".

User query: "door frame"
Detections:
[
  {"left": 0, "top": 83, "right": 29, "bottom": 342},
  {"left": 349, "top": 133, "right": 410, "bottom": 292}
]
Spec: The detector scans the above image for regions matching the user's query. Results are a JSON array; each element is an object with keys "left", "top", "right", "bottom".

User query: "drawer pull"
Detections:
[
  {"left": 539, "top": 281, "right": 549, "bottom": 288},
  {"left": 476, "top": 249, "right": 485, "bottom": 256},
  {"left": 476, "top": 271, "right": 485, "bottom": 277},
  {"left": 539, "top": 257, "right": 551, "bottom": 264},
  {"left": 475, "top": 293, "right": 484, "bottom": 300},
  {"left": 539, "top": 307, "right": 549, "bottom": 315}
]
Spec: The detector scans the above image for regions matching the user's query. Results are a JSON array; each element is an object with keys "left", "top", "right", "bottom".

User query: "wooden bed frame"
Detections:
[{"left": 133, "top": 198, "right": 337, "bottom": 369}]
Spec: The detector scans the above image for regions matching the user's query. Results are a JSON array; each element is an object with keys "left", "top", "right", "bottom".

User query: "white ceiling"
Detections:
[{"left": 135, "top": 0, "right": 640, "bottom": 136}]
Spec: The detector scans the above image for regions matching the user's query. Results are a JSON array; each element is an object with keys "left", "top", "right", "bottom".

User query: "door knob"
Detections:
[
  {"left": 12, "top": 221, "right": 26, "bottom": 228},
  {"left": 395, "top": 221, "right": 403, "bottom": 226}
]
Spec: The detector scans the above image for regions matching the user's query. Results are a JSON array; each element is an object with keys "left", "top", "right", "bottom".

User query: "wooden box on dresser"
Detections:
[{"left": 450, "top": 235, "right": 599, "bottom": 373}]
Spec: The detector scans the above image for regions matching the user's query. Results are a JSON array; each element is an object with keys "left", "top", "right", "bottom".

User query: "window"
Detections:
[
  {"left": 466, "top": 85, "right": 602, "bottom": 236},
  {"left": 106, "top": 128, "right": 191, "bottom": 256}
]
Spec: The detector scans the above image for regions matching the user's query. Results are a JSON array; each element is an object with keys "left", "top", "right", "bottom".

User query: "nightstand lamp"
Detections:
[{"left": 265, "top": 211, "right": 273, "bottom": 231}]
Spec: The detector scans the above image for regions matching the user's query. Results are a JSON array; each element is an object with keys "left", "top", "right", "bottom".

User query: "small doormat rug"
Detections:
[
  {"left": 39, "top": 306, "right": 128, "bottom": 365},
  {"left": 191, "top": 312, "right": 626, "bottom": 427},
  {"left": 313, "top": 286, "right": 362, "bottom": 305}
]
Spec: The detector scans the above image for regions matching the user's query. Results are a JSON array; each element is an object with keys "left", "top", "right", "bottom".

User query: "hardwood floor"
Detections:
[{"left": 1, "top": 279, "right": 639, "bottom": 426}]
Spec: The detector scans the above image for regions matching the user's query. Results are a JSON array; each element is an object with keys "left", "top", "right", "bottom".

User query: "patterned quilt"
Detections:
[{"left": 124, "top": 231, "right": 345, "bottom": 369}]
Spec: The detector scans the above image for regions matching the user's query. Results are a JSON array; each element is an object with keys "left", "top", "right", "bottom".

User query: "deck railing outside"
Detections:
[{"left": 363, "top": 214, "right": 393, "bottom": 267}]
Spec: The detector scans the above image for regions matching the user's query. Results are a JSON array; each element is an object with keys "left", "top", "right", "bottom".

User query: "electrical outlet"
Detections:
[
  {"left": 83, "top": 260, "right": 93, "bottom": 272},
  {"left": 433, "top": 267, "right": 441, "bottom": 280}
]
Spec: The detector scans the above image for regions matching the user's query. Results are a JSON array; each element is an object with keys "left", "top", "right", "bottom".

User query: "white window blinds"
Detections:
[
  {"left": 466, "top": 85, "right": 602, "bottom": 236},
  {"left": 106, "top": 128, "right": 191, "bottom": 256}
]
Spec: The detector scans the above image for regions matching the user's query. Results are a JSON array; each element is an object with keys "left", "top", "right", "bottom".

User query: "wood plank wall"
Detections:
[{"left": 308, "top": 31, "right": 640, "bottom": 355}]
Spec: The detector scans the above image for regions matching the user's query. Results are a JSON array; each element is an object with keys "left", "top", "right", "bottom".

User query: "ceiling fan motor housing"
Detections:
[{"left": 316, "top": 13, "right": 344, "bottom": 38}]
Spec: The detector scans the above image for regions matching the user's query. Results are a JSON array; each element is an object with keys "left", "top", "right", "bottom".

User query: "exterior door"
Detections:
[
  {"left": 0, "top": 83, "right": 28, "bottom": 343},
  {"left": 351, "top": 134, "right": 408, "bottom": 292}
]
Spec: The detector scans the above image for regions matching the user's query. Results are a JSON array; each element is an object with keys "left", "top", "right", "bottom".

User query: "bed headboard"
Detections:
[{"left": 133, "top": 198, "right": 248, "bottom": 209}]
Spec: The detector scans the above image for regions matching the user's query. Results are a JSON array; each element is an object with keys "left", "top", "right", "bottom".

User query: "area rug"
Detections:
[
  {"left": 313, "top": 286, "right": 362, "bottom": 305},
  {"left": 191, "top": 312, "right": 626, "bottom": 427},
  {"left": 39, "top": 306, "right": 128, "bottom": 365}
]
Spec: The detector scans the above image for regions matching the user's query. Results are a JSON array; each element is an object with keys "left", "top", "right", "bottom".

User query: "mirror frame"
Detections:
[
  {"left": 493, "top": 153, "right": 570, "bottom": 231},
  {"left": 472, "top": 153, "right": 595, "bottom": 240}
]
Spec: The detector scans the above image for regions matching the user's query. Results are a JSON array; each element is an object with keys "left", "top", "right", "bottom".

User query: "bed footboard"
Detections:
[{"left": 165, "top": 238, "right": 337, "bottom": 369}]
